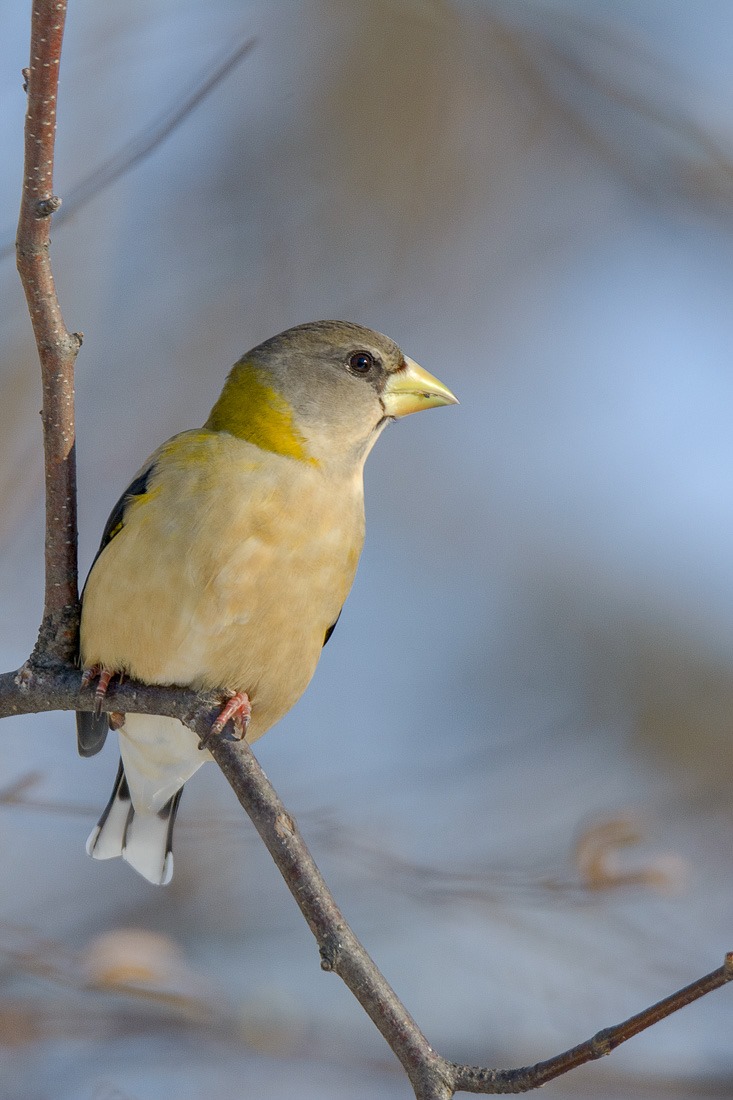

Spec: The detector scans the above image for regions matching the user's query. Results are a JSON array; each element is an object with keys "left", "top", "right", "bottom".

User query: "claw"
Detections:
[
  {"left": 94, "top": 668, "right": 114, "bottom": 717},
  {"left": 81, "top": 665, "right": 116, "bottom": 718},
  {"left": 199, "top": 691, "right": 251, "bottom": 749},
  {"left": 213, "top": 691, "right": 252, "bottom": 739},
  {"left": 80, "top": 664, "right": 100, "bottom": 691}
]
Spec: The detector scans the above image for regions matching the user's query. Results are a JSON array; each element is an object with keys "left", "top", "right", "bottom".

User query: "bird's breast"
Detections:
[{"left": 80, "top": 436, "right": 365, "bottom": 740}]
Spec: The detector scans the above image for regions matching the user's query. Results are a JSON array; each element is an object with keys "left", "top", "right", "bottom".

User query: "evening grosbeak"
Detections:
[{"left": 78, "top": 320, "right": 457, "bottom": 884}]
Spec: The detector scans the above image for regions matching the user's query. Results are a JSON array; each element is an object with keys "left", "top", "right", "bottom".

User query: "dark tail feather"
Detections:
[
  {"left": 77, "top": 710, "right": 109, "bottom": 757},
  {"left": 86, "top": 759, "right": 183, "bottom": 886},
  {"left": 86, "top": 758, "right": 131, "bottom": 859}
]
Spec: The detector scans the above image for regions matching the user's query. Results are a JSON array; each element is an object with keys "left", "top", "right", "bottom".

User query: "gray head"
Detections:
[{"left": 206, "top": 320, "right": 457, "bottom": 472}]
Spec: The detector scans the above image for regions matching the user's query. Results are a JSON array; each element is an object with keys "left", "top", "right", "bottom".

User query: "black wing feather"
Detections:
[
  {"left": 93, "top": 465, "right": 156, "bottom": 571},
  {"left": 76, "top": 461, "right": 157, "bottom": 758},
  {"left": 323, "top": 610, "right": 342, "bottom": 647}
]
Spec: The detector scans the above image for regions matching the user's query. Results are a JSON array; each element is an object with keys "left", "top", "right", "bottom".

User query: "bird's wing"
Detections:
[
  {"left": 76, "top": 454, "right": 160, "bottom": 757},
  {"left": 86, "top": 452, "right": 164, "bottom": 584},
  {"left": 322, "top": 608, "right": 342, "bottom": 647}
]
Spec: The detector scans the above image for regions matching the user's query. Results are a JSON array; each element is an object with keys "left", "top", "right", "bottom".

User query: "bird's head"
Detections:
[{"left": 205, "top": 320, "right": 458, "bottom": 472}]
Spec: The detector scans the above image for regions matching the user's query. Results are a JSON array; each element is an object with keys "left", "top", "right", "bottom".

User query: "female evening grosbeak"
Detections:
[{"left": 78, "top": 320, "right": 457, "bottom": 884}]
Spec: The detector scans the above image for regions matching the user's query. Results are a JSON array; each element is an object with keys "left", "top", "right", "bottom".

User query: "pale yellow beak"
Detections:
[{"left": 382, "top": 356, "right": 459, "bottom": 418}]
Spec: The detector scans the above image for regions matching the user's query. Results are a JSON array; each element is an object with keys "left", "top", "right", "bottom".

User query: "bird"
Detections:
[{"left": 77, "top": 320, "right": 457, "bottom": 885}]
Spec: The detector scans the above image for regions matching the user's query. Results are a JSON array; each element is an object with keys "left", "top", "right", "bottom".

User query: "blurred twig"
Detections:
[
  {"left": 1, "top": 35, "right": 256, "bottom": 263},
  {"left": 0, "top": 776, "right": 686, "bottom": 914},
  {"left": 2, "top": 3, "right": 732, "bottom": 1097},
  {"left": 493, "top": 10, "right": 733, "bottom": 205}
]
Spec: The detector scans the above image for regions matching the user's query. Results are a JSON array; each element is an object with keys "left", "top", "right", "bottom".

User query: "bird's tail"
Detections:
[{"left": 86, "top": 759, "right": 182, "bottom": 886}]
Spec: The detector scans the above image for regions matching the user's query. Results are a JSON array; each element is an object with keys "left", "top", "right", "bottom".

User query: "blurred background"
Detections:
[{"left": 2, "top": 1, "right": 733, "bottom": 1096}]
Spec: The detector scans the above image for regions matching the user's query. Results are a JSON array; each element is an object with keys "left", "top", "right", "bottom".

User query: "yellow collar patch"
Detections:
[{"left": 205, "top": 361, "right": 316, "bottom": 465}]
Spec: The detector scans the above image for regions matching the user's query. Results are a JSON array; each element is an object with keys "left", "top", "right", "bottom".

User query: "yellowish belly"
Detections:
[{"left": 80, "top": 436, "right": 364, "bottom": 741}]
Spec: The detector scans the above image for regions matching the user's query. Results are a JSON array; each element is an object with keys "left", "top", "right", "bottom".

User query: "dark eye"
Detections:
[{"left": 348, "top": 351, "right": 375, "bottom": 375}]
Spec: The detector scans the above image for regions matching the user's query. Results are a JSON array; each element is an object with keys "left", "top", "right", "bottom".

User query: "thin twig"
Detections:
[
  {"left": 1, "top": 36, "right": 256, "bottom": 263},
  {"left": 451, "top": 955, "right": 733, "bottom": 1092},
  {"left": 492, "top": 13, "right": 733, "bottom": 205},
  {"left": 58, "top": 37, "right": 256, "bottom": 220},
  {"left": 15, "top": 0, "right": 80, "bottom": 663}
]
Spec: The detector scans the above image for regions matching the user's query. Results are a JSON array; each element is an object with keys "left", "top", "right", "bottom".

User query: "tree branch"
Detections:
[
  {"left": 0, "top": 663, "right": 223, "bottom": 737},
  {"left": 451, "top": 955, "right": 733, "bottom": 1092},
  {"left": 203, "top": 724, "right": 453, "bottom": 1099},
  {"left": 6, "top": 3, "right": 732, "bottom": 1097},
  {"left": 3, "top": 657, "right": 732, "bottom": 1097},
  {"left": 16, "top": 0, "right": 81, "bottom": 663}
]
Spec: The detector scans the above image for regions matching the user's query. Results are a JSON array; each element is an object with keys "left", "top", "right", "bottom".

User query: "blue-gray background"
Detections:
[{"left": 1, "top": 2, "right": 733, "bottom": 1097}]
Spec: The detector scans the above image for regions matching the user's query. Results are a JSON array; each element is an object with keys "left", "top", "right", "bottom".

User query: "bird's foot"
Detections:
[
  {"left": 199, "top": 691, "right": 252, "bottom": 749},
  {"left": 213, "top": 690, "right": 252, "bottom": 740},
  {"left": 81, "top": 664, "right": 118, "bottom": 719}
]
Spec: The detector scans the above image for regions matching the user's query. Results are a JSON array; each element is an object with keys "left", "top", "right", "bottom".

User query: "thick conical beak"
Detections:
[{"left": 382, "top": 356, "right": 459, "bottom": 418}]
